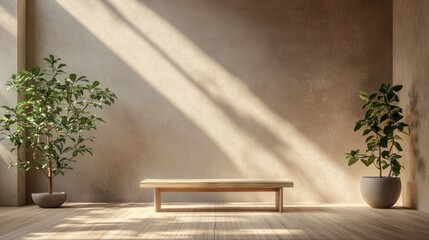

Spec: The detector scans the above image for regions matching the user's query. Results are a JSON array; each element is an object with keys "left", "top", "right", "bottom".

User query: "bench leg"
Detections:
[
  {"left": 277, "top": 188, "right": 283, "bottom": 213},
  {"left": 275, "top": 190, "right": 279, "bottom": 209},
  {"left": 154, "top": 188, "right": 161, "bottom": 212}
]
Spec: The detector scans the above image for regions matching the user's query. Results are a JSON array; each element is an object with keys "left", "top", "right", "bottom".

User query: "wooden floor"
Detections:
[{"left": 1, "top": 202, "right": 429, "bottom": 240}]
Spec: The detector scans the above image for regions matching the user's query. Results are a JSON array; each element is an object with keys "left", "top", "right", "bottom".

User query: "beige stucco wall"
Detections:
[
  {"left": 394, "top": 0, "right": 429, "bottom": 212},
  {"left": 26, "top": 0, "right": 392, "bottom": 203},
  {"left": 0, "top": 0, "right": 25, "bottom": 206}
]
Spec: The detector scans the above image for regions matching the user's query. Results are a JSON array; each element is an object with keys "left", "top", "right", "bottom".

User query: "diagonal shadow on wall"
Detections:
[
  {"left": 25, "top": 1, "right": 250, "bottom": 203},
  {"left": 140, "top": 0, "right": 392, "bottom": 164},
  {"left": 21, "top": 0, "right": 393, "bottom": 203},
  {"left": 98, "top": 0, "right": 341, "bottom": 202}
]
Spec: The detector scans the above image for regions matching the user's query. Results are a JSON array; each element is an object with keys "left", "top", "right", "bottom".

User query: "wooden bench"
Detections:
[{"left": 140, "top": 179, "right": 294, "bottom": 212}]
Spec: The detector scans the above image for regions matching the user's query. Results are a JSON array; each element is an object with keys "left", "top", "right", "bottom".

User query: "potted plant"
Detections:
[
  {"left": 0, "top": 55, "right": 117, "bottom": 208},
  {"left": 346, "top": 83, "right": 408, "bottom": 208}
]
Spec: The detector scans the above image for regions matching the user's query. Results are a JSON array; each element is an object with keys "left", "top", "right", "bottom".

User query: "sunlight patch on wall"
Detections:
[
  {"left": 0, "top": 2, "right": 17, "bottom": 101},
  {"left": 58, "top": 0, "right": 354, "bottom": 202},
  {"left": 0, "top": 84, "right": 15, "bottom": 106},
  {"left": 0, "top": 2, "right": 18, "bottom": 105},
  {"left": 0, "top": 143, "right": 14, "bottom": 165},
  {"left": 0, "top": 3, "right": 17, "bottom": 38}
]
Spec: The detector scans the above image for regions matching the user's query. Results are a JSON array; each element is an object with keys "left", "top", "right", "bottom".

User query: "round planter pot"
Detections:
[
  {"left": 360, "top": 177, "right": 401, "bottom": 209},
  {"left": 32, "top": 192, "right": 67, "bottom": 208}
]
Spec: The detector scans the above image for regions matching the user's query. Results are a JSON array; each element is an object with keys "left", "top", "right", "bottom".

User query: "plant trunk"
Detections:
[
  {"left": 378, "top": 145, "right": 382, "bottom": 178},
  {"left": 379, "top": 162, "right": 382, "bottom": 178},
  {"left": 47, "top": 135, "right": 53, "bottom": 194},
  {"left": 378, "top": 156, "right": 382, "bottom": 177},
  {"left": 377, "top": 136, "right": 382, "bottom": 178},
  {"left": 48, "top": 159, "right": 53, "bottom": 194}
]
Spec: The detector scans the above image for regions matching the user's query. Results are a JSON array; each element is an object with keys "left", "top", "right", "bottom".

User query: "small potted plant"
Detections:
[
  {"left": 0, "top": 55, "right": 117, "bottom": 208},
  {"left": 346, "top": 83, "right": 408, "bottom": 208}
]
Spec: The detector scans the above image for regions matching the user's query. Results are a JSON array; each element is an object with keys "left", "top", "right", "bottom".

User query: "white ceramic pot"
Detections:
[
  {"left": 32, "top": 192, "right": 67, "bottom": 208},
  {"left": 360, "top": 177, "right": 401, "bottom": 208}
]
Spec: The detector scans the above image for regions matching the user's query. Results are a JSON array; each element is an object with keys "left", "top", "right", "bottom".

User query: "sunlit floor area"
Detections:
[{"left": 1, "top": 203, "right": 429, "bottom": 240}]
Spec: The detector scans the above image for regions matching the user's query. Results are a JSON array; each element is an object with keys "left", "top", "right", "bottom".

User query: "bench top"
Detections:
[{"left": 140, "top": 179, "right": 294, "bottom": 188}]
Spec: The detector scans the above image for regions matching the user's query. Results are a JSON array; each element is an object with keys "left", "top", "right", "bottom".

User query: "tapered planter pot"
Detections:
[
  {"left": 360, "top": 177, "right": 401, "bottom": 208},
  {"left": 32, "top": 192, "right": 67, "bottom": 208}
]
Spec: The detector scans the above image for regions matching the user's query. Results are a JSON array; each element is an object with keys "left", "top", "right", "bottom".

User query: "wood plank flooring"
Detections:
[{"left": 1, "top": 202, "right": 429, "bottom": 239}]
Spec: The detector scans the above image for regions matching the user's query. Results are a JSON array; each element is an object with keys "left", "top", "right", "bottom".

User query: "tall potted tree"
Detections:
[
  {"left": 0, "top": 55, "right": 117, "bottom": 208},
  {"left": 346, "top": 83, "right": 408, "bottom": 208}
]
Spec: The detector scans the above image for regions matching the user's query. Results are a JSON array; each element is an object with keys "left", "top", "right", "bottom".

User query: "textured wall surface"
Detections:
[
  {"left": 394, "top": 0, "right": 429, "bottom": 212},
  {"left": 0, "top": 0, "right": 25, "bottom": 206},
  {"left": 26, "top": 0, "right": 392, "bottom": 203}
]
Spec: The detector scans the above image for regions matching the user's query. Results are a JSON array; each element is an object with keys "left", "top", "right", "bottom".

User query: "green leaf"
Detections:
[
  {"left": 362, "top": 101, "right": 371, "bottom": 109},
  {"left": 367, "top": 141, "right": 377, "bottom": 151},
  {"left": 365, "top": 135, "right": 374, "bottom": 143},
  {"left": 392, "top": 85, "right": 403, "bottom": 92},
  {"left": 31, "top": 67, "right": 40, "bottom": 75},
  {"left": 354, "top": 120, "right": 366, "bottom": 131},
  {"left": 387, "top": 91, "right": 395, "bottom": 102},
  {"left": 359, "top": 91, "right": 368, "bottom": 101},
  {"left": 365, "top": 109, "right": 374, "bottom": 118},
  {"left": 346, "top": 155, "right": 359, "bottom": 166},
  {"left": 16, "top": 125, "right": 24, "bottom": 133},
  {"left": 367, "top": 155, "right": 376, "bottom": 166},
  {"left": 373, "top": 102, "right": 384, "bottom": 108},
  {"left": 391, "top": 160, "right": 402, "bottom": 176},
  {"left": 380, "top": 114, "right": 389, "bottom": 124},
  {"left": 382, "top": 163, "right": 390, "bottom": 170},
  {"left": 78, "top": 75, "right": 87, "bottom": 81},
  {"left": 394, "top": 142, "right": 403, "bottom": 151},
  {"left": 92, "top": 81, "right": 100, "bottom": 88},
  {"left": 380, "top": 137, "right": 388, "bottom": 148},
  {"left": 351, "top": 149, "right": 360, "bottom": 155},
  {"left": 391, "top": 154, "right": 402, "bottom": 162},
  {"left": 69, "top": 74, "right": 77, "bottom": 81},
  {"left": 362, "top": 129, "right": 371, "bottom": 136},
  {"left": 369, "top": 93, "right": 377, "bottom": 100},
  {"left": 1, "top": 106, "right": 14, "bottom": 111},
  {"left": 381, "top": 150, "right": 390, "bottom": 159},
  {"left": 383, "top": 126, "right": 394, "bottom": 136},
  {"left": 379, "top": 83, "right": 388, "bottom": 94},
  {"left": 392, "top": 112, "right": 403, "bottom": 122}
]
